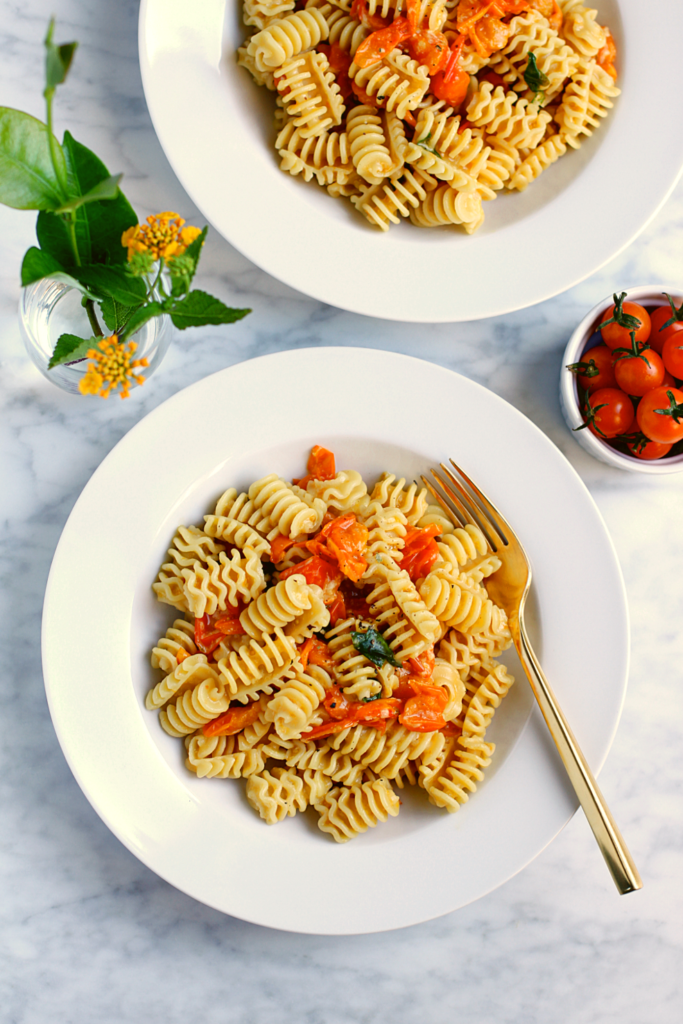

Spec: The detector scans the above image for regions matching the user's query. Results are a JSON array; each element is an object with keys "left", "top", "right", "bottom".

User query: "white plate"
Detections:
[
  {"left": 138, "top": 0, "right": 683, "bottom": 322},
  {"left": 42, "top": 348, "right": 628, "bottom": 934}
]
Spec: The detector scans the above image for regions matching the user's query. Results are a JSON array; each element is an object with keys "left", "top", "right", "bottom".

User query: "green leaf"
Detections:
[
  {"left": 44, "top": 20, "right": 78, "bottom": 93},
  {"left": 69, "top": 264, "right": 147, "bottom": 306},
  {"left": 0, "top": 107, "right": 66, "bottom": 210},
  {"left": 21, "top": 246, "right": 65, "bottom": 286},
  {"left": 120, "top": 302, "right": 165, "bottom": 340},
  {"left": 20, "top": 245, "right": 97, "bottom": 296},
  {"left": 523, "top": 52, "right": 549, "bottom": 103},
  {"left": 168, "top": 289, "right": 251, "bottom": 330},
  {"left": 48, "top": 332, "right": 95, "bottom": 369},
  {"left": 100, "top": 295, "right": 139, "bottom": 334},
  {"left": 169, "top": 225, "right": 208, "bottom": 297},
  {"left": 55, "top": 173, "right": 123, "bottom": 213},
  {"left": 351, "top": 627, "right": 401, "bottom": 669},
  {"left": 36, "top": 132, "right": 136, "bottom": 265}
]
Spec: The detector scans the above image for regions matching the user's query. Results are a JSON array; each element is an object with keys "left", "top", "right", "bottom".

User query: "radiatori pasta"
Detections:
[
  {"left": 148, "top": 446, "right": 515, "bottom": 841},
  {"left": 236, "top": 0, "right": 619, "bottom": 232}
]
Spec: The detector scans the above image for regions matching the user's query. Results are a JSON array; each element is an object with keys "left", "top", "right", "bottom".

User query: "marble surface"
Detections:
[{"left": 1, "top": 1, "right": 682, "bottom": 1021}]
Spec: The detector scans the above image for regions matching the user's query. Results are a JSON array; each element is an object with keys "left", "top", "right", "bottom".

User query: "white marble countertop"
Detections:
[{"left": 1, "top": 1, "right": 682, "bottom": 1021}]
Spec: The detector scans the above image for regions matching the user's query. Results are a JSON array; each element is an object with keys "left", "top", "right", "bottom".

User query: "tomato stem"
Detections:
[{"left": 601, "top": 292, "right": 643, "bottom": 332}]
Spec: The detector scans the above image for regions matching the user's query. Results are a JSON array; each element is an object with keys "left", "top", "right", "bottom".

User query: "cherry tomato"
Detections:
[
  {"left": 353, "top": 18, "right": 411, "bottom": 68},
  {"left": 408, "top": 30, "right": 450, "bottom": 75},
  {"left": 596, "top": 25, "right": 617, "bottom": 80},
  {"left": 567, "top": 342, "right": 617, "bottom": 393},
  {"left": 625, "top": 435, "right": 673, "bottom": 460},
  {"left": 613, "top": 347, "right": 664, "bottom": 397},
  {"left": 580, "top": 387, "right": 634, "bottom": 438},
  {"left": 648, "top": 304, "right": 683, "bottom": 354},
  {"left": 662, "top": 333, "right": 683, "bottom": 379},
  {"left": 600, "top": 294, "right": 651, "bottom": 351},
  {"left": 636, "top": 386, "right": 683, "bottom": 443},
  {"left": 662, "top": 368, "right": 679, "bottom": 388},
  {"left": 203, "top": 701, "right": 262, "bottom": 738},
  {"left": 430, "top": 36, "right": 469, "bottom": 108}
]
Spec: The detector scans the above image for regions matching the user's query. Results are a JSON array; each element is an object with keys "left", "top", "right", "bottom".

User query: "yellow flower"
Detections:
[
  {"left": 78, "top": 335, "right": 149, "bottom": 399},
  {"left": 121, "top": 211, "right": 201, "bottom": 262}
]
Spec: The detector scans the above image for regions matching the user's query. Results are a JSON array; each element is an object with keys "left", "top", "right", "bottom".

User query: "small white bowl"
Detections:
[{"left": 560, "top": 285, "right": 683, "bottom": 474}]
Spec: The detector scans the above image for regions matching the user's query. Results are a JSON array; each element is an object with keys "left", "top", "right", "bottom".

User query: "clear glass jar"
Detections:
[{"left": 19, "top": 278, "right": 173, "bottom": 395}]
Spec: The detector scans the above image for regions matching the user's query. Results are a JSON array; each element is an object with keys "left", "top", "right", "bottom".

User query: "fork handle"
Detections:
[{"left": 517, "top": 620, "right": 642, "bottom": 895}]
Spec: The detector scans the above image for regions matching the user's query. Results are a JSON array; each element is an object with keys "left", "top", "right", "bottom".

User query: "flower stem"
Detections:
[
  {"left": 85, "top": 299, "right": 103, "bottom": 337},
  {"left": 44, "top": 88, "right": 69, "bottom": 201}
]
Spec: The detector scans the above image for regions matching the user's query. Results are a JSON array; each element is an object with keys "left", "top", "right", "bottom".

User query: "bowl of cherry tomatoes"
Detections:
[{"left": 560, "top": 286, "right": 683, "bottom": 473}]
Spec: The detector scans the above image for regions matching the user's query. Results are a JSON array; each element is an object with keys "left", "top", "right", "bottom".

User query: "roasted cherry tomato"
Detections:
[
  {"left": 662, "top": 333, "right": 683, "bottom": 379},
  {"left": 430, "top": 34, "right": 469, "bottom": 108},
  {"left": 352, "top": 17, "right": 411, "bottom": 68},
  {"left": 567, "top": 341, "right": 617, "bottom": 393},
  {"left": 306, "top": 512, "right": 369, "bottom": 582},
  {"left": 579, "top": 387, "right": 634, "bottom": 438},
  {"left": 596, "top": 25, "right": 617, "bottom": 80},
  {"left": 625, "top": 434, "right": 673, "bottom": 460},
  {"left": 279, "top": 554, "right": 343, "bottom": 603},
  {"left": 600, "top": 293, "right": 651, "bottom": 351},
  {"left": 613, "top": 346, "right": 664, "bottom": 397},
  {"left": 203, "top": 701, "right": 262, "bottom": 738},
  {"left": 636, "top": 386, "right": 683, "bottom": 444},
  {"left": 400, "top": 523, "right": 442, "bottom": 581}
]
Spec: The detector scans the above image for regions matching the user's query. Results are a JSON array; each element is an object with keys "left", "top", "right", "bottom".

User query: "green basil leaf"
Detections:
[
  {"left": 69, "top": 264, "right": 147, "bottom": 306},
  {"left": 523, "top": 52, "right": 549, "bottom": 100},
  {"left": 0, "top": 107, "right": 66, "bottom": 210},
  {"left": 54, "top": 173, "right": 123, "bottom": 213},
  {"left": 351, "top": 627, "right": 401, "bottom": 669},
  {"left": 48, "top": 332, "right": 95, "bottom": 369},
  {"left": 168, "top": 289, "right": 251, "bottom": 330},
  {"left": 36, "top": 132, "right": 136, "bottom": 266}
]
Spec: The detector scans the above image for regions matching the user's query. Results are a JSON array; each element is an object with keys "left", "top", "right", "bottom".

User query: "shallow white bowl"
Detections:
[
  {"left": 42, "top": 348, "right": 629, "bottom": 934},
  {"left": 559, "top": 285, "right": 683, "bottom": 473},
  {"left": 138, "top": 0, "right": 683, "bottom": 321}
]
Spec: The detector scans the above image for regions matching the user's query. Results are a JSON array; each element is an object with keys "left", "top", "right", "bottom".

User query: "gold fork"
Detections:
[{"left": 423, "top": 459, "right": 642, "bottom": 895}]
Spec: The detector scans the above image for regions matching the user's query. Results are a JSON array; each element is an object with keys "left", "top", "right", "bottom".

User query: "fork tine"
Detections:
[
  {"left": 429, "top": 467, "right": 501, "bottom": 552},
  {"left": 420, "top": 473, "right": 467, "bottom": 527},
  {"left": 446, "top": 458, "right": 512, "bottom": 547}
]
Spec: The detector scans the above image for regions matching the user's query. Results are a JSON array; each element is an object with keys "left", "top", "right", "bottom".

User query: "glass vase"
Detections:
[{"left": 19, "top": 278, "right": 173, "bottom": 395}]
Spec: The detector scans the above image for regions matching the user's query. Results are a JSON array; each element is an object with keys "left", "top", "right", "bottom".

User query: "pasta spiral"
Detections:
[
  {"left": 150, "top": 618, "right": 196, "bottom": 675},
  {"left": 349, "top": 50, "right": 431, "bottom": 121},
  {"left": 275, "top": 50, "right": 345, "bottom": 138},
  {"left": 346, "top": 105, "right": 396, "bottom": 185},
  {"left": 315, "top": 779, "right": 400, "bottom": 842},
  {"left": 249, "top": 473, "right": 326, "bottom": 537},
  {"left": 419, "top": 569, "right": 494, "bottom": 634},
  {"left": 185, "top": 734, "right": 266, "bottom": 779},
  {"left": 203, "top": 515, "right": 271, "bottom": 558},
  {"left": 145, "top": 653, "right": 219, "bottom": 711},
  {"left": 247, "top": 9, "right": 329, "bottom": 73},
  {"left": 159, "top": 677, "right": 230, "bottom": 737},
  {"left": 508, "top": 133, "right": 567, "bottom": 191},
  {"left": 216, "top": 627, "right": 299, "bottom": 699},
  {"left": 239, "top": 575, "right": 321, "bottom": 640},
  {"left": 265, "top": 665, "right": 331, "bottom": 739},
  {"left": 410, "top": 184, "right": 484, "bottom": 233}
]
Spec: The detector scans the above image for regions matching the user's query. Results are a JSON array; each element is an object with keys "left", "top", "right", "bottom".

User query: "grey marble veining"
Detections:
[{"left": 1, "top": 1, "right": 682, "bottom": 1022}]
